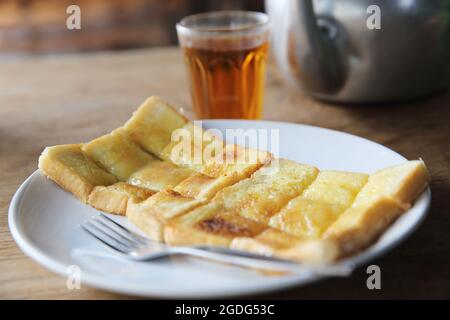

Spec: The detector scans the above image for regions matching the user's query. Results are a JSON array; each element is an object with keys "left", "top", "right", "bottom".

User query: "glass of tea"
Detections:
[{"left": 177, "top": 11, "right": 270, "bottom": 119}]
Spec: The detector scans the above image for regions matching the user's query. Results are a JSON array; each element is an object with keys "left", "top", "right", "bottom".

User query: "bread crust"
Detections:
[
  {"left": 268, "top": 170, "right": 368, "bottom": 238},
  {"left": 126, "top": 199, "right": 166, "bottom": 242},
  {"left": 38, "top": 144, "right": 116, "bottom": 203},
  {"left": 126, "top": 189, "right": 206, "bottom": 241},
  {"left": 353, "top": 160, "right": 430, "bottom": 210},
  {"left": 321, "top": 160, "right": 430, "bottom": 258},
  {"left": 165, "top": 203, "right": 266, "bottom": 247},
  {"left": 212, "top": 159, "right": 319, "bottom": 224},
  {"left": 323, "top": 197, "right": 403, "bottom": 258},
  {"left": 230, "top": 238, "right": 340, "bottom": 264},
  {"left": 124, "top": 96, "right": 188, "bottom": 158},
  {"left": 82, "top": 128, "right": 156, "bottom": 181},
  {"left": 88, "top": 182, "right": 155, "bottom": 215}
]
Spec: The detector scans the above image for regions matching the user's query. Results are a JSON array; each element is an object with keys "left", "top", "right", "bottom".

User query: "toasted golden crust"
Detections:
[
  {"left": 83, "top": 128, "right": 156, "bottom": 181},
  {"left": 160, "top": 122, "right": 223, "bottom": 171},
  {"left": 165, "top": 203, "right": 266, "bottom": 247},
  {"left": 301, "top": 171, "right": 368, "bottom": 210},
  {"left": 88, "top": 182, "right": 155, "bottom": 215},
  {"left": 213, "top": 159, "right": 319, "bottom": 224},
  {"left": 200, "top": 144, "right": 272, "bottom": 178},
  {"left": 124, "top": 96, "right": 188, "bottom": 158},
  {"left": 170, "top": 144, "right": 272, "bottom": 200},
  {"left": 127, "top": 157, "right": 268, "bottom": 241},
  {"left": 318, "top": 161, "right": 430, "bottom": 259},
  {"left": 230, "top": 228, "right": 301, "bottom": 256},
  {"left": 126, "top": 173, "right": 243, "bottom": 241},
  {"left": 126, "top": 189, "right": 206, "bottom": 241},
  {"left": 128, "top": 161, "right": 193, "bottom": 192},
  {"left": 230, "top": 229, "right": 339, "bottom": 263},
  {"left": 38, "top": 144, "right": 117, "bottom": 203},
  {"left": 354, "top": 160, "right": 430, "bottom": 210},
  {"left": 323, "top": 197, "right": 402, "bottom": 258},
  {"left": 276, "top": 240, "right": 339, "bottom": 264},
  {"left": 268, "top": 171, "right": 368, "bottom": 238},
  {"left": 126, "top": 138, "right": 272, "bottom": 242},
  {"left": 232, "top": 161, "right": 429, "bottom": 263},
  {"left": 173, "top": 173, "right": 242, "bottom": 200},
  {"left": 126, "top": 200, "right": 165, "bottom": 242}
]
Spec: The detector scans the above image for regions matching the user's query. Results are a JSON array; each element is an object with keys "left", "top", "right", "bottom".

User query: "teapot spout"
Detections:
[{"left": 288, "top": 0, "right": 346, "bottom": 94}]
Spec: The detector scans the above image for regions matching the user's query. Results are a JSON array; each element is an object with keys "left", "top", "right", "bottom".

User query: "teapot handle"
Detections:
[{"left": 288, "top": 0, "right": 346, "bottom": 94}]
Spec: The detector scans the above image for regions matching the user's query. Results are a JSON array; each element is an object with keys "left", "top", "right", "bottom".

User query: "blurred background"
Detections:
[{"left": 0, "top": 0, "right": 264, "bottom": 57}]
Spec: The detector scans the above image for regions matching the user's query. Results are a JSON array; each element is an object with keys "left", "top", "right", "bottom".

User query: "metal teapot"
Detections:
[{"left": 266, "top": 0, "right": 450, "bottom": 103}]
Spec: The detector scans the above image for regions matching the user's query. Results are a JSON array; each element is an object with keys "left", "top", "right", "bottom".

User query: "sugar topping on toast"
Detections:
[{"left": 38, "top": 96, "right": 430, "bottom": 264}]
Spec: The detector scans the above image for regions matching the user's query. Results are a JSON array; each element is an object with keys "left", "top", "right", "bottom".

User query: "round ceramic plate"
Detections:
[{"left": 8, "top": 120, "right": 430, "bottom": 298}]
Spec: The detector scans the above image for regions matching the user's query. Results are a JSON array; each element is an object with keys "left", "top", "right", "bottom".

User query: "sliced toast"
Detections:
[
  {"left": 38, "top": 96, "right": 431, "bottom": 266},
  {"left": 38, "top": 144, "right": 117, "bottom": 203},
  {"left": 127, "top": 161, "right": 193, "bottom": 192},
  {"left": 323, "top": 160, "right": 430, "bottom": 257},
  {"left": 127, "top": 189, "right": 206, "bottom": 241},
  {"left": 232, "top": 161, "right": 430, "bottom": 263},
  {"left": 350, "top": 160, "right": 430, "bottom": 210},
  {"left": 230, "top": 229, "right": 339, "bottom": 263},
  {"left": 124, "top": 96, "right": 188, "bottom": 158},
  {"left": 160, "top": 122, "right": 224, "bottom": 171},
  {"left": 127, "top": 140, "right": 272, "bottom": 240},
  {"left": 82, "top": 128, "right": 156, "bottom": 181},
  {"left": 88, "top": 182, "right": 155, "bottom": 215},
  {"left": 268, "top": 170, "right": 368, "bottom": 238},
  {"left": 165, "top": 203, "right": 266, "bottom": 247},
  {"left": 213, "top": 159, "right": 319, "bottom": 224}
]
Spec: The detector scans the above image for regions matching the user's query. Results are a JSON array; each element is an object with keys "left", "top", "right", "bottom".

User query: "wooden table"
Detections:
[{"left": 1, "top": 47, "right": 449, "bottom": 299}]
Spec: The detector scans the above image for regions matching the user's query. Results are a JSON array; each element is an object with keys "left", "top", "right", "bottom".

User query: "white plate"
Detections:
[{"left": 8, "top": 120, "right": 430, "bottom": 298}]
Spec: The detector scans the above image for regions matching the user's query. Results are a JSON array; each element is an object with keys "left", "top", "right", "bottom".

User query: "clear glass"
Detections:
[{"left": 177, "top": 11, "right": 270, "bottom": 119}]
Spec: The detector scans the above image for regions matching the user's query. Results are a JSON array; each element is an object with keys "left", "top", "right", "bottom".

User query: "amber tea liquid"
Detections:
[{"left": 182, "top": 41, "right": 268, "bottom": 119}]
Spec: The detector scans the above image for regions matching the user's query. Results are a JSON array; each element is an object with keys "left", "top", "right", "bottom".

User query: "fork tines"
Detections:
[{"left": 81, "top": 214, "right": 149, "bottom": 253}]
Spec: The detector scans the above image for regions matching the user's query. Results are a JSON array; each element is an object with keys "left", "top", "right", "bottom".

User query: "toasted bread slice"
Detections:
[
  {"left": 323, "top": 197, "right": 402, "bottom": 258},
  {"left": 353, "top": 160, "right": 430, "bottom": 210},
  {"left": 126, "top": 170, "right": 257, "bottom": 240},
  {"left": 173, "top": 173, "right": 231, "bottom": 199},
  {"left": 301, "top": 171, "right": 368, "bottom": 210},
  {"left": 171, "top": 144, "right": 272, "bottom": 199},
  {"left": 165, "top": 203, "right": 266, "bottom": 247},
  {"left": 213, "top": 159, "right": 319, "bottom": 224},
  {"left": 232, "top": 161, "right": 430, "bottom": 263},
  {"left": 88, "top": 182, "right": 155, "bottom": 215},
  {"left": 230, "top": 228, "right": 300, "bottom": 255},
  {"left": 38, "top": 96, "right": 431, "bottom": 266},
  {"left": 160, "top": 122, "right": 223, "bottom": 171},
  {"left": 126, "top": 189, "right": 206, "bottom": 241},
  {"left": 127, "top": 161, "right": 193, "bottom": 192},
  {"left": 230, "top": 229, "right": 339, "bottom": 263},
  {"left": 200, "top": 144, "right": 272, "bottom": 178},
  {"left": 322, "top": 160, "right": 430, "bottom": 257},
  {"left": 123, "top": 96, "right": 188, "bottom": 158},
  {"left": 38, "top": 144, "right": 117, "bottom": 203},
  {"left": 83, "top": 128, "right": 156, "bottom": 181},
  {"left": 126, "top": 149, "right": 271, "bottom": 241},
  {"left": 268, "top": 171, "right": 368, "bottom": 238}
]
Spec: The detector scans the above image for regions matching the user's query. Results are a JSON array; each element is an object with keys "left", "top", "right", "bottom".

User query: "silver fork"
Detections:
[{"left": 80, "top": 213, "right": 352, "bottom": 276}]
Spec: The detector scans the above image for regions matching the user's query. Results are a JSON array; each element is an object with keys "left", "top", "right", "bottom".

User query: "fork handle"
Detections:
[{"left": 168, "top": 246, "right": 351, "bottom": 276}]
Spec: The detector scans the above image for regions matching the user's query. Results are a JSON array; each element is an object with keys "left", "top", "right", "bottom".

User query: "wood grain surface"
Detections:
[{"left": 0, "top": 47, "right": 449, "bottom": 299}]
